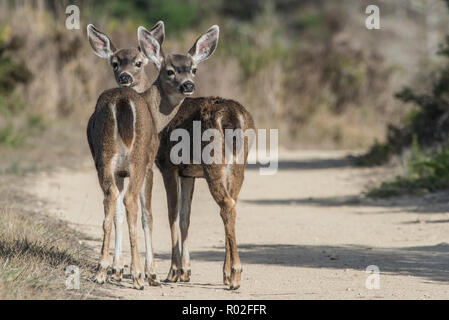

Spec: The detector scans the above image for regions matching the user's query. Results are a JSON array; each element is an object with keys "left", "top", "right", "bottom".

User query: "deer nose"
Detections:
[
  {"left": 181, "top": 81, "right": 195, "bottom": 93},
  {"left": 118, "top": 73, "right": 132, "bottom": 86}
]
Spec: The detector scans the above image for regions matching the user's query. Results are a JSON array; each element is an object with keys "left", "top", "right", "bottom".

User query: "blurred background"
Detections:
[
  {"left": 0, "top": 0, "right": 449, "bottom": 169},
  {"left": 2, "top": 0, "right": 449, "bottom": 299}
]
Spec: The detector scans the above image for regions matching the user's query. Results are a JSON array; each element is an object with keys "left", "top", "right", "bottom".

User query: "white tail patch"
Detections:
[{"left": 238, "top": 113, "right": 245, "bottom": 128}]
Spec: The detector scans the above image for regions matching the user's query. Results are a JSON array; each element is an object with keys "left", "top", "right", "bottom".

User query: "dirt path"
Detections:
[{"left": 28, "top": 150, "right": 449, "bottom": 299}]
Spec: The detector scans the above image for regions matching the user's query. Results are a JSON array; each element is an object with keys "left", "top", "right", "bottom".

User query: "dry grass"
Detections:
[
  {"left": 0, "top": 171, "right": 99, "bottom": 299},
  {"left": 0, "top": 207, "right": 97, "bottom": 299}
]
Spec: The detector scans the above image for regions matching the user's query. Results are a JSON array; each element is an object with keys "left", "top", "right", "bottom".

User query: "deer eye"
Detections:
[
  {"left": 167, "top": 69, "right": 175, "bottom": 76},
  {"left": 112, "top": 62, "right": 119, "bottom": 71},
  {"left": 135, "top": 61, "right": 142, "bottom": 68},
  {"left": 192, "top": 68, "right": 197, "bottom": 75}
]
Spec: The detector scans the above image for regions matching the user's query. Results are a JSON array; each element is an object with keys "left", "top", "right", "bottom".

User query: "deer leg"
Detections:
[
  {"left": 95, "top": 170, "right": 119, "bottom": 284},
  {"left": 221, "top": 204, "right": 241, "bottom": 290},
  {"left": 124, "top": 167, "right": 146, "bottom": 290},
  {"left": 223, "top": 234, "right": 232, "bottom": 286},
  {"left": 162, "top": 170, "right": 182, "bottom": 282},
  {"left": 204, "top": 164, "right": 243, "bottom": 290},
  {"left": 227, "top": 165, "right": 245, "bottom": 290},
  {"left": 111, "top": 175, "right": 125, "bottom": 281},
  {"left": 179, "top": 177, "right": 195, "bottom": 282},
  {"left": 140, "top": 167, "right": 160, "bottom": 286}
]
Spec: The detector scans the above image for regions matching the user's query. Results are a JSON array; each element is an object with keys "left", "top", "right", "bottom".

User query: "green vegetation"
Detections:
[
  {"left": 0, "top": 30, "right": 33, "bottom": 147},
  {"left": 363, "top": 0, "right": 449, "bottom": 197},
  {"left": 368, "top": 139, "right": 449, "bottom": 198},
  {"left": 360, "top": 0, "right": 449, "bottom": 166},
  {"left": 89, "top": 0, "right": 207, "bottom": 34}
]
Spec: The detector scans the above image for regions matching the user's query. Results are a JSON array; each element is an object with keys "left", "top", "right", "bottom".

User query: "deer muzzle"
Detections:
[
  {"left": 118, "top": 73, "right": 133, "bottom": 87},
  {"left": 180, "top": 81, "right": 195, "bottom": 95}
]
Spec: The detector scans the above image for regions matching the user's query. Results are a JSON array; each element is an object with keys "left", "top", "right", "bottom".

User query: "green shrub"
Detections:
[
  {"left": 360, "top": 0, "right": 449, "bottom": 166},
  {"left": 0, "top": 126, "right": 24, "bottom": 147},
  {"left": 367, "top": 140, "right": 449, "bottom": 198},
  {"left": 0, "top": 30, "right": 33, "bottom": 148},
  {"left": 90, "top": 0, "right": 202, "bottom": 34},
  {"left": 355, "top": 141, "right": 391, "bottom": 166}
]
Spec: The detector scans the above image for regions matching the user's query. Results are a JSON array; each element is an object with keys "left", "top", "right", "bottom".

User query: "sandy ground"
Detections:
[{"left": 27, "top": 150, "right": 449, "bottom": 299}]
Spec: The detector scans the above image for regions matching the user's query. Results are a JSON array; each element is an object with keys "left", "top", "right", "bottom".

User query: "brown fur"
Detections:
[
  {"left": 156, "top": 97, "right": 255, "bottom": 289},
  {"left": 87, "top": 87, "right": 159, "bottom": 289},
  {"left": 92, "top": 81, "right": 256, "bottom": 291},
  {"left": 87, "top": 22, "right": 220, "bottom": 289},
  {"left": 116, "top": 98, "right": 135, "bottom": 148}
]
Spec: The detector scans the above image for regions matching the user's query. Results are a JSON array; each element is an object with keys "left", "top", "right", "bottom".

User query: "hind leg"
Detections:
[
  {"left": 95, "top": 169, "right": 119, "bottom": 284},
  {"left": 204, "top": 164, "right": 245, "bottom": 290},
  {"left": 124, "top": 166, "right": 146, "bottom": 290},
  {"left": 226, "top": 165, "right": 245, "bottom": 289},
  {"left": 111, "top": 175, "right": 125, "bottom": 281},
  {"left": 140, "top": 167, "right": 160, "bottom": 286}
]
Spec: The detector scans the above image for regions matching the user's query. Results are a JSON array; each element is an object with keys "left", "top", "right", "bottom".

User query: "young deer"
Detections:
[
  {"left": 87, "top": 22, "right": 219, "bottom": 289},
  {"left": 158, "top": 97, "right": 255, "bottom": 290},
  {"left": 93, "top": 28, "right": 255, "bottom": 290}
]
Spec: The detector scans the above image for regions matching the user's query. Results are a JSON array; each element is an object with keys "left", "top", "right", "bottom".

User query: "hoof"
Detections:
[
  {"left": 147, "top": 273, "right": 161, "bottom": 286},
  {"left": 223, "top": 273, "right": 231, "bottom": 286},
  {"left": 164, "top": 268, "right": 179, "bottom": 283},
  {"left": 180, "top": 269, "right": 191, "bottom": 282},
  {"left": 110, "top": 268, "right": 123, "bottom": 282},
  {"left": 132, "top": 272, "right": 145, "bottom": 290},
  {"left": 94, "top": 274, "right": 106, "bottom": 284},
  {"left": 94, "top": 265, "right": 108, "bottom": 284},
  {"left": 229, "top": 266, "right": 242, "bottom": 290}
]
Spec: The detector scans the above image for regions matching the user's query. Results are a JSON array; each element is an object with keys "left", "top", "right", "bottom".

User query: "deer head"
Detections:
[
  {"left": 137, "top": 24, "right": 219, "bottom": 98},
  {"left": 87, "top": 23, "right": 164, "bottom": 93}
]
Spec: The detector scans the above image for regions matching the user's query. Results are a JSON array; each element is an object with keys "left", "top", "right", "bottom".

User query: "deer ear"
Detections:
[
  {"left": 138, "top": 26, "right": 163, "bottom": 70},
  {"left": 148, "top": 21, "right": 165, "bottom": 46},
  {"left": 87, "top": 24, "right": 117, "bottom": 60},
  {"left": 137, "top": 46, "right": 150, "bottom": 65},
  {"left": 188, "top": 25, "right": 219, "bottom": 64}
]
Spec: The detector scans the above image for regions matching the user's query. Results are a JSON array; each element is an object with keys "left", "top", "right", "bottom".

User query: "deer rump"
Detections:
[
  {"left": 156, "top": 96, "right": 255, "bottom": 177},
  {"left": 87, "top": 87, "right": 155, "bottom": 179}
]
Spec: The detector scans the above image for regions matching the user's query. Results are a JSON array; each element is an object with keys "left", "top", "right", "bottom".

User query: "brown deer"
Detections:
[
  {"left": 99, "top": 39, "right": 253, "bottom": 291},
  {"left": 87, "top": 22, "right": 220, "bottom": 289},
  {"left": 89, "top": 23, "right": 254, "bottom": 290},
  {"left": 157, "top": 97, "right": 255, "bottom": 290}
]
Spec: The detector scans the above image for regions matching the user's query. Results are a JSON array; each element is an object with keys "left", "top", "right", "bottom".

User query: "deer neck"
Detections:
[
  {"left": 143, "top": 77, "right": 184, "bottom": 133},
  {"left": 133, "top": 72, "right": 151, "bottom": 94}
]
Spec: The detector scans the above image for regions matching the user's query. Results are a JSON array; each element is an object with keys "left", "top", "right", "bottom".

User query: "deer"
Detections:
[
  {"left": 86, "top": 21, "right": 220, "bottom": 289},
  {"left": 88, "top": 23, "right": 254, "bottom": 290},
  {"left": 157, "top": 96, "right": 255, "bottom": 290}
]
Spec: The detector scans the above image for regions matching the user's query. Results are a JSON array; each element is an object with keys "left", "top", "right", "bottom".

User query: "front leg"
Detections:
[
  {"left": 179, "top": 177, "right": 195, "bottom": 282},
  {"left": 95, "top": 172, "right": 119, "bottom": 284}
]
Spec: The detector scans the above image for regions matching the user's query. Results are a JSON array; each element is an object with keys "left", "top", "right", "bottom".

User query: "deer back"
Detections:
[{"left": 156, "top": 97, "right": 255, "bottom": 176}]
